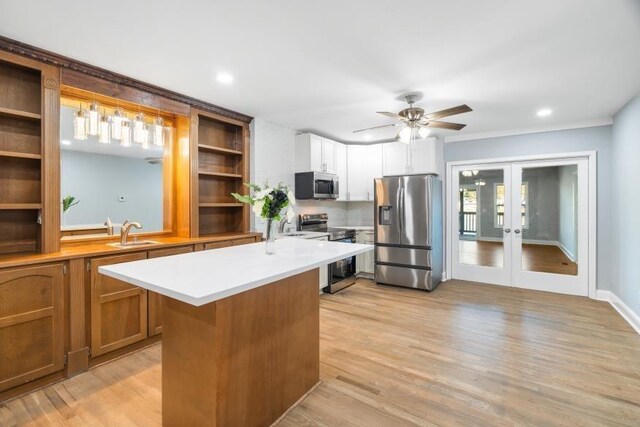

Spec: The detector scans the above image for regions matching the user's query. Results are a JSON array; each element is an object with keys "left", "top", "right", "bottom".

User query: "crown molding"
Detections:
[
  {"left": 0, "top": 35, "right": 253, "bottom": 124},
  {"left": 444, "top": 118, "right": 613, "bottom": 143}
]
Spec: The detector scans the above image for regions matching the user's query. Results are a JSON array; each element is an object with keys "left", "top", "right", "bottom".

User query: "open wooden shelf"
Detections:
[
  {"left": 0, "top": 57, "right": 44, "bottom": 256},
  {"left": 0, "top": 106, "right": 41, "bottom": 121},
  {"left": 198, "top": 171, "right": 243, "bottom": 179},
  {"left": 0, "top": 150, "right": 42, "bottom": 160},
  {"left": 199, "top": 203, "right": 243, "bottom": 208},
  {"left": 198, "top": 144, "right": 242, "bottom": 156},
  {"left": 0, "top": 203, "right": 42, "bottom": 210}
]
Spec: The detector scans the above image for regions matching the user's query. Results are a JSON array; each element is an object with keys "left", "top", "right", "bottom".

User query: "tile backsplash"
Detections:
[{"left": 291, "top": 200, "right": 374, "bottom": 229}]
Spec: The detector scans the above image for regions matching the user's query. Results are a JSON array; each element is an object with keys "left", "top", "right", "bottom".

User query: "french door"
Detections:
[{"left": 451, "top": 157, "right": 590, "bottom": 296}]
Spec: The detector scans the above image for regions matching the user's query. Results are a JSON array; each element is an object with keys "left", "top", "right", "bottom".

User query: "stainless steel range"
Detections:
[{"left": 299, "top": 213, "right": 357, "bottom": 293}]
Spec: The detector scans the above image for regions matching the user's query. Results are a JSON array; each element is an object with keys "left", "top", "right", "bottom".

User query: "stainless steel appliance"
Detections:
[
  {"left": 374, "top": 174, "right": 442, "bottom": 291},
  {"left": 294, "top": 172, "right": 339, "bottom": 200},
  {"left": 299, "top": 213, "right": 356, "bottom": 293}
]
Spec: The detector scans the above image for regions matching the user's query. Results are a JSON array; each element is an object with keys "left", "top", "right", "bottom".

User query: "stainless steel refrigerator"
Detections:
[{"left": 374, "top": 174, "right": 443, "bottom": 291}]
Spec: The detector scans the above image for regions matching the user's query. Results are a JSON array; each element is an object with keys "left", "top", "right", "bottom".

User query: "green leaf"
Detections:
[{"left": 231, "top": 193, "right": 254, "bottom": 205}]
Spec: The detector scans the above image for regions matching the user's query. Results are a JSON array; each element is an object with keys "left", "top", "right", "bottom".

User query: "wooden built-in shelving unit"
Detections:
[
  {"left": 0, "top": 58, "right": 43, "bottom": 255},
  {"left": 192, "top": 110, "right": 250, "bottom": 237}
]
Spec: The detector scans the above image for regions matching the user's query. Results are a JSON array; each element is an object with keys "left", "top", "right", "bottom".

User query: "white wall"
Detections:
[
  {"left": 61, "top": 150, "right": 163, "bottom": 231},
  {"left": 445, "top": 125, "right": 612, "bottom": 290},
  {"left": 611, "top": 95, "right": 640, "bottom": 316}
]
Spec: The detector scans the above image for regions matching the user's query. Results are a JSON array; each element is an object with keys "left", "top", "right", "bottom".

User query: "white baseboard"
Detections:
[
  {"left": 596, "top": 290, "right": 640, "bottom": 335},
  {"left": 557, "top": 241, "right": 577, "bottom": 262}
]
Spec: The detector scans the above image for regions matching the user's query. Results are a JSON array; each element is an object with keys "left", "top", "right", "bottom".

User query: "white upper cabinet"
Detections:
[
  {"left": 382, "top": 142, "right": 408, "bottom": 176},
  {"left": 347, "top": 144, "right": 383, "bottom": 201},
  {"left": 295, "top": 133, "right": 337, "bottom": 174},
  {"left": 382, "top": 137, "right": 441, "bottom": 176},
  {"left": 336, "top": 142, "right": 348, "bottom": 201}
]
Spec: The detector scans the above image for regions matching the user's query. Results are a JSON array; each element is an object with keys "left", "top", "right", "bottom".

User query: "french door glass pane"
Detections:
[
  {"left": 458, "top": 169, "right": 504, "bottom": 268},
  {"left": 520, "top": 166, "right": 578, "bottom": 276}
]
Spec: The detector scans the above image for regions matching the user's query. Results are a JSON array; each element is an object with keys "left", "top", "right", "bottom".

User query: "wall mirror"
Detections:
[{"left": 59, "top": 92, "right": 175, "bottom": 240}]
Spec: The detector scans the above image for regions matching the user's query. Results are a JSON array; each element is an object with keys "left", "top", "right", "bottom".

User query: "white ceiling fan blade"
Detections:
[{"left": 353, "top": 123, "right": 401, "bottom": 133}]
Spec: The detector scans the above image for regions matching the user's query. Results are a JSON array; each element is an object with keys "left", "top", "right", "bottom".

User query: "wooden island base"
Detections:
[{"left": 162, "top": 269, "right": 320, "bottom": 426}]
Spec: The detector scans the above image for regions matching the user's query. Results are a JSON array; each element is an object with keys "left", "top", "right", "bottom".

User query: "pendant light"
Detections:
[
  {"left": 111, "top": 108, "right": 125, "bottom": 140},
  {"left": 141, "top": 124, "right": 150, "bottom": 149},
  {"left": 87, "top": 101, "right": 100, "bottom": 136},
  {"left": 153, "top": 116, "right": 164, "bottom": 146},
  {"left": 98, "top": 111, "right": 110, "bottom": 144},
  {"left": 73, "top": 103, "right": 88, "bottom": 140},
  {"left": 133, "top": 113, "right": 145, "bottom": 144},
  {"left": 121, "top": 120, "right": 132, "bottom": 147}
]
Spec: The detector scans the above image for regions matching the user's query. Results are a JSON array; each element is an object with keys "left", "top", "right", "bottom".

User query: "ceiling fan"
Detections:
[{"left": 354, "top": 95, "right": 472, "bottom": 143}]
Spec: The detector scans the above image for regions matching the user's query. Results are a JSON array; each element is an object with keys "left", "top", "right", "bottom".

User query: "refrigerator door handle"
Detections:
[
  {"left": 400, "top": 187, "right": 405, "bottom": 232},
  {"left": 396, "top": 185, "right": 403, "bottom": 231}
]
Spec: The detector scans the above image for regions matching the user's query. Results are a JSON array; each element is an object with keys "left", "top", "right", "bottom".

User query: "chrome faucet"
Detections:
[
  {"left": 278, "top": 217, "right": 291, "bottom": 234},
  {"left": 120, "top": 219, "right": 143, "bottom": 246},
  {"left": 104, "top": 217, "right": 114, "bottom": 236}
]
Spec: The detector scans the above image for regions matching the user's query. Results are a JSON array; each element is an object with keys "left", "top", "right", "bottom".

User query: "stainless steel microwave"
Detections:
[{"left": 294, "top": 172, "right": 339, "bottom": 199}]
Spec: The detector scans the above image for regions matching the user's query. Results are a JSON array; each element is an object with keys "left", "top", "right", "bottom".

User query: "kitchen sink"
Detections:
[{"left": 107, "top": 240, "right": 159, "bottom": 248}]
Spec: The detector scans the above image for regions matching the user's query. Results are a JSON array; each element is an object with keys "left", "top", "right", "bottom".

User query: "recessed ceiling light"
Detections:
[
  {"left": 61, "top": 139, "right": 72, "bottom": 146},
  {"left": 537, "top": 108, "right": 552, "bottom": 117},
  {"left": 363, "top": 134, "right": 372, "bottom": 140},
  {"left": 216, "top": 72, "right": 234, "bottom": 84}
]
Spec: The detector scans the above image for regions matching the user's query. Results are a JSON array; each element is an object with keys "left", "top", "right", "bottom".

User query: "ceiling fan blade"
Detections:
[
  {"left": 426, "top": 104, "right": 472, "bottom": 120},
  {"left": 376, "top": 111, "right": 407, "bottom": 121},
  {"left": 423, "top": 120, "right": 467, "bottom": 131},
  {"left": 353, "top": 123, "right": 401, "bottom": 133}
]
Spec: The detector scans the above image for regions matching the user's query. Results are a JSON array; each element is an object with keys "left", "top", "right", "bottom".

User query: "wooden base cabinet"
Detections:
[
  {"left": 147, "top": 246, "right": 194, "bottom": 336},
  {"left": 0, "top": 264, "right": 65, "bottom": 392},
  {"left": 90, "top": 253, "right": 148, "bottom": 357}
]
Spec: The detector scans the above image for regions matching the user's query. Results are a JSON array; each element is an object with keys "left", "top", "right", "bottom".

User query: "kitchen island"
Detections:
[{"left": 100, "top": 238, "right": 372, "bottom": 426}]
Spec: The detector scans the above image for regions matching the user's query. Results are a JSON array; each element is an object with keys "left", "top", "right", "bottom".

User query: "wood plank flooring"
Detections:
[
  {"left": 459, "top": 240, "right": 578, "bottom": 275},
  {"left": 2, "top": 279, "right": 639, "bottom": 426}
]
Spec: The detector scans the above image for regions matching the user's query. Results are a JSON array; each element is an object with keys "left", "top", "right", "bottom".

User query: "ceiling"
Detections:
[{"left": 1, "top": 1, "right": 639, "bottom": 143}]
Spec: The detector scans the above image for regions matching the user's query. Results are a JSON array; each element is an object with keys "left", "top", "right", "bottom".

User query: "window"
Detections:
[{"left": 494, "top": 182, "right": 528, "bottom": 228}]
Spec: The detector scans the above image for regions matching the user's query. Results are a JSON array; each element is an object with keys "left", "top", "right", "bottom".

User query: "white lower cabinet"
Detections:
[{"left": 356, "top": 230, "right": 375, "bottom": 275}]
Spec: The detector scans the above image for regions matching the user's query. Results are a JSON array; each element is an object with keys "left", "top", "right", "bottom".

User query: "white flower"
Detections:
[
  {"left": 288, "top": 190, "right": 296, "bottom": 206},
  {"left": 254, "top": 188, "right": 272, "bottom": 200},
  {"left": 286, "top": 205, "right": 295, "bottom": 222},
  {"left": 253, "top": 200, "right": 264, "bottom": 216}
]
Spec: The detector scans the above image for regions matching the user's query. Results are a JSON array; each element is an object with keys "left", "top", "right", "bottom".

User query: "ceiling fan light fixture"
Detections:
[
  {"left": 418, "top": 126, "right": 431, "bottom": 139},
  {"left": 398, "top": 126, "right": 412, "bottom": 144}
]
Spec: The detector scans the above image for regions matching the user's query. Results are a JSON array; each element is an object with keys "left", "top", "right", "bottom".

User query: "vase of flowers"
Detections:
[{"left": 232, "top": 183, "right": 295, "bottom": 254}]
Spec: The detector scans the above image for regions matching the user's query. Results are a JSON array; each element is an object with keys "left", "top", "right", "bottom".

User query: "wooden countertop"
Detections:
[{"left": 0, "top": 232, "right": 262, "bottom": 269}]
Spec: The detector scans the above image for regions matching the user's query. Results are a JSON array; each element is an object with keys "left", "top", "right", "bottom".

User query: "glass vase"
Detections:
[{"left": 265, "top": 218, "right": 276, "bottom": 255}]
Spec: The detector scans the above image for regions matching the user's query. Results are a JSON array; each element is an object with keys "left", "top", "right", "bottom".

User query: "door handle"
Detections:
[
  {"left": 504, "top": 228, "right": 511, "bottom": 233},
  {"left": 514, "top": 229, "right": 521, "bottom": 234}
]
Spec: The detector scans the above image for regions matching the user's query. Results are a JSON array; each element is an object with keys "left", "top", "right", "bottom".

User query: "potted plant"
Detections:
[
  {"left": 61, "top": 195, "right": 80, "bottom": 227},
  {"left": 232, "top": 183, "right": 295, "bottom": 254}
]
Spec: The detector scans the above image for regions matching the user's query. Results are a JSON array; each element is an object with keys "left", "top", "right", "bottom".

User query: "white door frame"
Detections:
[{"left": 445, "top": 151, "right": 597, "bottom": 299}]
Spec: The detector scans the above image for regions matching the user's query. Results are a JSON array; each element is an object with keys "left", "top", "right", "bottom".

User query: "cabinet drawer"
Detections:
[
  {"left": 233, "top": 237, "right": 256, "bottom": 246},
  {"left": 204, "top": 241, "right": 233, "bottom": 250},
  {"left": 376, "top": 246, "right": 432, "bottom": 268}
]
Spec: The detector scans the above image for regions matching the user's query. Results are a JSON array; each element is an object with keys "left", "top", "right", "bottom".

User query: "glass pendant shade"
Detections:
[
  {"left": 87, "top": 102, "right": 100, "bottom": 136},
  {"left": 121, "top": 121, "right": 132, "bottom": 147},
  {"left": 141, "top": 125, "right": 149, "bottom": 149},
  {"left": 73, "top": 109, "right": 88, "bottom": 140},
  {"left": 98, "top": 115, "right": 110, "bottom": 144},
  {"left": 418, "top": 126, "right": 431, "bottom": 139},
  {"left": 133, "top": 113, "right": 145, "bottom": 143},
  {"left": 111, "top": 109, "right": 124, "bottom": 140},
  {"left": 153, "top": 117, "right": 164, "bottom": 146},
  {"left": 398, "top": 126, "right": 412, "bottom": 144}
]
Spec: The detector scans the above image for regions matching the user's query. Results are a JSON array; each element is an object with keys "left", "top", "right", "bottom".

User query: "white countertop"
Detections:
[{"left": 99, "top": 238, "right": 372, "bottom": 306}]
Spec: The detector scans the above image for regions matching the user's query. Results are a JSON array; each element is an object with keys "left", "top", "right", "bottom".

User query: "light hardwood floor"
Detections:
[
  {"left": 459, "top": 240, "right": 578, "bottom": 275},
  {"left": 2, "top": 279, "right": 639, "bottom": 426}
]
